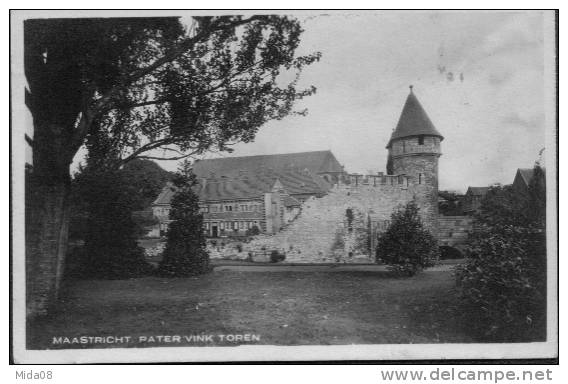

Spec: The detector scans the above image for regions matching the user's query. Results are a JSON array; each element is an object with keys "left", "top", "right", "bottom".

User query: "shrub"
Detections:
[
  {"left": 246, "top": 226, "right": 261, "bottom": 236},
  {"left": 157, "top": 161, "right": 211, "bottom": 277},
  {"left": 270, "top": 250, "right": 286, "bottom": 263},
  {"left": 456, "top": 166, "right": 547, "bottom": 341},
  {"left": 70, "top": 167, "right": 153, "bottom": 279},
  {"left": 376, "top": 201, "right": 439, "bottom": 276},
  {"left": 456, "top": 227, "right": 546, "bottom": 341},
  {"left": 439, "top": 246, "right": 463, "bottom": 260}
]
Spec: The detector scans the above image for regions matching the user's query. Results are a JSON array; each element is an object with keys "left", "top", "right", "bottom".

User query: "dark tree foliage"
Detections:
[
  {"left": 69, "top": 159, "right": 169, "bottom": 241},
  {"left": 24, "top": 16, "right": 320, "bottom": 315},
  {"left": 457, "top": 165, "right": 546, "bottom": 341},
  {"left": 27, "top": 15, "right": 320, "bottom": 170},
  {"left": 376, "top": 201, "right": 439, "bottom": 276},
  {"left": 246, "top": 225, "right": 261, "bottom": 236},
  {"left": 67, "top": 133, "right": 153, "bottom": 279},
  {"left": 69, "top": 167, "right": 154, "bottom": 279},
  {"left": 158, "top": 161, "right": 210, "bottom": 277},
  {"left": 438, "top": 190, "right": 465, "bottom": 216},
  {"left": 120, "top": 159, "right": 174, "bottom": 210}
]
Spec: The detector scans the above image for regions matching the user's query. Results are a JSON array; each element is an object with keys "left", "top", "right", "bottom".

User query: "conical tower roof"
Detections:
[{"left": 387, "top": 87, "right": 443, "bottom": 148}]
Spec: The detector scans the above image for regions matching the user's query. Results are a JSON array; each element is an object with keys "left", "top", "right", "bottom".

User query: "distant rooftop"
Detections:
[
  {"left": 466, "top": 186, "right": 490, "bottom": 196},
  {"left": 516, "top": 168, "right": 535, "bottom": 187}
]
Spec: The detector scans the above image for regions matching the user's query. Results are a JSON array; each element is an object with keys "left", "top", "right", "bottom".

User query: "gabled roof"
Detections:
[
  {"left": 283, "top": 195, "right": 301, "bottom": 207},
  {"left": 153, "top": 151, "right": 343, "bottom": 206},
  {"left": 153, "top": 182, "right": 176, "bottom": 205},
  {"left": 516, "top": 168, "right": 535, "bottom": 187},
  {"left": 153, "top": 166, "right": 330, "bottom": 206},
  {"left": 466, "top": 186, "right": 489, "bottom": 196},
  {"left": 196, "top": 173, "right": 297, "bottom": 202},
  {"left": 387, "top": 88, "right": 443, "bottom": 148},
  {"left": 192, "top": 150, "right": 343, "bottom": 178}
]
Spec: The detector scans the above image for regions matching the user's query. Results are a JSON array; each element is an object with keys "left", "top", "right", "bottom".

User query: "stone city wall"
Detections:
[
  {"left": 438, "top": 215, "right": 474, "bottom": 252},
  {"left": 207, "top": 180, "right": 438, "bottom": 263}
]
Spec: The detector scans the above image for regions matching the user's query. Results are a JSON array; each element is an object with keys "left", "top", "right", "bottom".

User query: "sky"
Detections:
[
  {"left": 156, "top": 10, "right": 549, "bottom": 192},
  {"left": 42, "top": 11, "right": 550, "bottom": 192}
]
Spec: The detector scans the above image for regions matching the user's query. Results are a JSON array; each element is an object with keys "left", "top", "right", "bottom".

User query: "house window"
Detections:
[
  {"left": 225, "top": 205, "right": 233, "bottom": 212},
  {"left": 233, "top": 222, "right": 238, "bottom": 230},
  {"left": 418, "top": 136, "right": 424, "bottom": 145}
]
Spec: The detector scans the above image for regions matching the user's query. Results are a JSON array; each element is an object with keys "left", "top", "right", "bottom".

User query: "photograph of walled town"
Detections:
[{"left": 15, "top": 11, "right": 554, "bottom": 360}]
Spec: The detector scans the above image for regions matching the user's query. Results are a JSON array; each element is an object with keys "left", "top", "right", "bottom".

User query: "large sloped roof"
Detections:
[
  {"left": 387, "top": 89, "right": 443, "bottom": 148},
  {"left": 154, "top": 151, "right": 343, "bottom": 206},
  {"left": 196, "top": 168, "right": 328, "bottom": 202},
  {"left": 192, "top": 150, "right": 343, "bottom": 178},
  {"left": 153, "top": 166, "right": 330, "bottom": 205}
]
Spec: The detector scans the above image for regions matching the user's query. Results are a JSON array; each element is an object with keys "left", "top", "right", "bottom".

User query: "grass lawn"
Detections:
[{"left": 27, "top": 268, "right": 476, "bottom": 349}]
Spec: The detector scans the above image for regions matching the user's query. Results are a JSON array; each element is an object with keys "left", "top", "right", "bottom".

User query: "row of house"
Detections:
[{"left": 151, "top": 150, "right": 345, "bottom": 237}]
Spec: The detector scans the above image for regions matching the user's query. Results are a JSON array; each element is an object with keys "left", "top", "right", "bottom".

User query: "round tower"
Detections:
[{"left": 386, "top": 86, "right": 443, "bottom": 235}]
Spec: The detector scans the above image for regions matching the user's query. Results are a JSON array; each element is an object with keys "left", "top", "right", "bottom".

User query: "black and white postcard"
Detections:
[{"left": 10, "top": 9, "right": 558, "bottom": 363}]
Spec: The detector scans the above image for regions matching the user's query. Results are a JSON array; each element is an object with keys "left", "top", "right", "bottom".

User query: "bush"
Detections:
[
  {"left": 270, "top": 250, "right": 286, "bottom": 263},
  {"left": 157, "top": 161, "right": 211, "bottom": 277},
  {"left": 456, "top": 228, "right": 546, "bottom": 341},
  {"left": 439, "top": 246, "right": 463, "bottom": 260},
  {"left": 456, "top": 167, "right": 547, "bottom": 341},
  {"left": 70, "top": 167, "right": 154, "bottom": 279},
  {"left": 376, "top": 201, "right": 439, "bottom": 276},
  {"left": 246, "top": 226, "right": 261, "bottom": 236}
]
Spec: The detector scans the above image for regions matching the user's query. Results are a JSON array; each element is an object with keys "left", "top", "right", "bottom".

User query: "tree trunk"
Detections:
[
  {"left": 26, "top": 122, "right": 73, "bottom": 319},
  {"left": 26, "top": 182, "right": 70, "bottom": 317}
]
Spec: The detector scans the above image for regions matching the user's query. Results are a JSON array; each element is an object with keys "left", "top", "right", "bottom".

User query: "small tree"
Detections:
[
  {"left": 376, "top": 201, "right": 439, "bottom": 276},
  {"left": 157, "top": 161, "right": 210, "bottom": 277}
]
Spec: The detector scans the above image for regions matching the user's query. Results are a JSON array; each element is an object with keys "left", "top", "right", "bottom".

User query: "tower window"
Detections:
[
  {"left": 419, "top": 173, "right": 424, "bottom": 184},
  {"left": 418, "top": 136, "right": 424, "bottom": 145}
]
